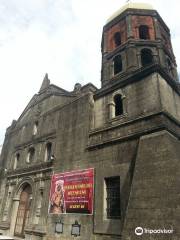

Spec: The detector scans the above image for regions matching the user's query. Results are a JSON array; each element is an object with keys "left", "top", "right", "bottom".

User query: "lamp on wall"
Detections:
[
  {"left": 55, "top": 219, "right": 63, "bottom": 234},
  {"left": 71, "top": 220, "right": 81, "bottom": 237}
]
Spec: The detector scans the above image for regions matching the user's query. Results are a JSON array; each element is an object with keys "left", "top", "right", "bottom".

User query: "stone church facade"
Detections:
[{"left": 0, "top": 3, "right": 180, "bottom": 240}]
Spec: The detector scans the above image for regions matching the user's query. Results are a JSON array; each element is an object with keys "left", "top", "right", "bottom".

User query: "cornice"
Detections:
[
  {"left": 87, "top": 111, "right": 180, "bottom": 150},
  {"left": 96, "top": 64, "right": 180, "bottom": 99},
  {"left": 104, "top": 9, "right": 169, "bottom": 34},
  {"left": 6, "top": 161, "right": 53, "bottom": 179}
]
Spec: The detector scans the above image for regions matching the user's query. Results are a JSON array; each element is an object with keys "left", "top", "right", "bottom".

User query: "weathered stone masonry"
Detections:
[{"left": 0, "top": 3, "right": 180, "bottom": 240}]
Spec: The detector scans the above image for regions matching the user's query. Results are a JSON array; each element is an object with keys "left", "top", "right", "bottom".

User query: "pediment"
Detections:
[{"left": 17, "top": 84, "right": 73, "bottom": 123}]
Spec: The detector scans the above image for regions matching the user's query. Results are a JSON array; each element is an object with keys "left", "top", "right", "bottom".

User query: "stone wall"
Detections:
[{"left": 122, "top": 131, "right": 180, "bottom": 240}]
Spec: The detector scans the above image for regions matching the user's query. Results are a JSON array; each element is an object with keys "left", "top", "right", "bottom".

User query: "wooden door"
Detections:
[{"left": 14, "top": 185, "right": 32, "bottom": 237}]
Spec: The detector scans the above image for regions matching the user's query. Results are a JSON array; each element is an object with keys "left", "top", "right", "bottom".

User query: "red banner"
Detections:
[{"left": 48, "top": 168, "right": 94, "bottom": 214}]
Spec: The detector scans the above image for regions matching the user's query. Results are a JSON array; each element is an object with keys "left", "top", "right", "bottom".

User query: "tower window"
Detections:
[
  {"left": 141, "top": 49, "right": 153, "bottom": 67},
  {"left": 27, "top": 147, "right": 35, "bottom": 163},
  {"left": 44, "top": 142, "right": 52, "bottom": 162},
  {"left": 105, "top": 176, "right": 121, "bottom": 219},
  {"left": 114, "top": 32, "right": 121, "bottom": 47},
  {"left": 113, "top": 55, "right": 122, "bottom": 75},
  {"left": 139, "top": 25, "right": 150, "bottom": 40},
  {"left": 114, "top": 94, "right": 123, "bottom": 116}
]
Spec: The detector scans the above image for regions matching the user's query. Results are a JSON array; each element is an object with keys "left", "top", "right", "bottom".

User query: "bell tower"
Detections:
[
  {"left": 101, "top": 2, "right": 179, "bottom": 87},
  {"left": 90, "top": 2, "right": 180, "bottom": 240}
]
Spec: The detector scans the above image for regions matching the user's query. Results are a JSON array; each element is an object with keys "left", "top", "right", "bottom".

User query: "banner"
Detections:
[{"left": 48, "top": 168, "right": 94, "bottom": 214}]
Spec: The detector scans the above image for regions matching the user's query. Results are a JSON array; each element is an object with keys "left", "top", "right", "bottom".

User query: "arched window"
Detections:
[
  {"left": 44, "top": 142, "right": 52, "bottom": 162},
  {"left": 114, "top": 94, "right": 123, "bottom": 116},
  {"left": 139, "top": 25, "right": 150, "bottom": 40},
  {"left": 13, "top": 153, "right": 20, "bottom": 170},
  {"left": 114, "top": 32, "right": 121, "bottom": 47},
  {"left": 33, "top": 121, "right": 38, "bottom": 135},
  {"left": 114, "top": 55, "right": 122, "bottom": 75},
  {"left": 27, "top": 147, "right": 35, "bottom": 163},
  {"left": 141, "top": 49, "right": 153, "bottom": 67}
]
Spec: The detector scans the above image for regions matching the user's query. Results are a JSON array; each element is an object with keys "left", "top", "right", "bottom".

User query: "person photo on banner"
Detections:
[{"left": 49, "top": 179, "right": 66, "bottom": 214}]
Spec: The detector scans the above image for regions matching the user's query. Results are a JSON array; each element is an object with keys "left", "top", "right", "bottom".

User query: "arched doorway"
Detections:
[{"left": 14, "top": 184, "right": 32, "bottom": 238}]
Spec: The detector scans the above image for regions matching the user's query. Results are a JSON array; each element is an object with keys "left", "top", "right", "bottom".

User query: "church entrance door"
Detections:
[{"left": 14, "top": 185, "right": 32, "bottom": 238}]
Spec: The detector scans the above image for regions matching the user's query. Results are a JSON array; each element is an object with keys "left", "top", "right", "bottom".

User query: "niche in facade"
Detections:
[
  {"left": 13, "top": 153, "right": 20, "bottom": 170},
  {"left": 44, "top": 142, "right": 52, "bottom": 162},
  {"left": 26, "top": 147, "right": 35, "bottom": 163},
  {"left": 33, "top": 121, "right": 38, "bottom": 135}
]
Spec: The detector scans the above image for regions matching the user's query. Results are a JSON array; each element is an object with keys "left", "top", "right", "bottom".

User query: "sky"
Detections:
[{"left": 0, "top": 0, "right": 179, "bottom": 146}]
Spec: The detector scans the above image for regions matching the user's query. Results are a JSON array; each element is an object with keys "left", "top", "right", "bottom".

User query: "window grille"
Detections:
[{"left": 105, "top": 177, "right": 121, "bottom": 219}]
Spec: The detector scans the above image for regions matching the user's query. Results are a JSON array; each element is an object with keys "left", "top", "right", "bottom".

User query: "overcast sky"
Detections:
[{"left": 0, "top": 0, "right": 179, "bottom": 146}]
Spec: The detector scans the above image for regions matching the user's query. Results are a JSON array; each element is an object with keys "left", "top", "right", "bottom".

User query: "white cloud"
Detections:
[{"left": 0, "top": 0, "right": 179, "bottom": 144}]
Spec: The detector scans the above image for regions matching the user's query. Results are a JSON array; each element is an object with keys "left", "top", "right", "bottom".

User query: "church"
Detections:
[{"left": 0, "top": 2, "right": 180, "bottom": 240}]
